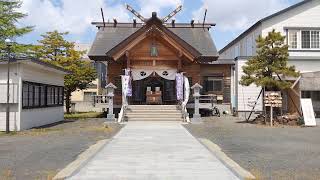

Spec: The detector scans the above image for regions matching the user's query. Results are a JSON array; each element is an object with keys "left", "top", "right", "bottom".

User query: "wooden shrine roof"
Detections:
[{"left": 89, "top": 17, "right": 219, "bottom": 61}]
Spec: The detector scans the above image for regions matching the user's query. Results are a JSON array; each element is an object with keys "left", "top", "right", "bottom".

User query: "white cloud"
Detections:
[
  {"left": 137, "top": 0, "right": 183, "bottom": 18},
  {"left": 193, "top": 0, "right": 292, "bottom": 32},
  {"left": 20, "top": 0, "right": 130, "bottom": 35}
]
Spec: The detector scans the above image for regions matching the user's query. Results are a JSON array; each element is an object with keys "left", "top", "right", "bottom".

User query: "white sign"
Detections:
[{"left": 301, "top": 98, "right": 317, "bottom": 127}]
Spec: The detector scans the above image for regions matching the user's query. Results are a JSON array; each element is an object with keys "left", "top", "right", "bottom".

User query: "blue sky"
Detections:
[{"left": 18, "top": 0, "right": 301, "bottom": 50}]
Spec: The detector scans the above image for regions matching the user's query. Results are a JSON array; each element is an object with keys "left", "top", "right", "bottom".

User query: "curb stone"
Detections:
[
  {"left": 53, "top": 139, "right": 110, "bottom": 180},
  {"left": 198, "top": 138, "right": 256, "bottom": 180}
]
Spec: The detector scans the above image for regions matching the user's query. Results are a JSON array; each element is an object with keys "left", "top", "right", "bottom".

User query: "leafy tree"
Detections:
[
  {"left": 36, "top": 31, "right": 97, "bottom": 114},
  {"left": 240, "top": 29, "right": 300, "bottom": 90},
  {"left": 0, "top": 0, "right": 33, "bottom": 54}
]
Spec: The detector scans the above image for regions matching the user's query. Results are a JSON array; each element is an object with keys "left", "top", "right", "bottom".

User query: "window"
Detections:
[
  {"left": 289, "top": 31, "right": 298, "bottom": 49},
  {"left": 22, "top": 83, "right": 29, "bottom": 107},
  {"left": 204, "top": 77, "right": 223, "bottom": 92},
  {"left": 54, "top": 87, "right": 59, "bottom": 105},
  {"left": 22, "top": 81, "right": 64, "bottom": 109},
  {"left": 301, "top": 30, "right": 320, "bottom": 49},
  {"left": 40, "top": 85, "right": 46, "bottom": 106},
  {"left": 28, "top": 84, "right": 34, "bottom": 107},
  {"left": 301, "top": 31, "right": 310, "bottom": 49},
  {"left": 34, "top": 85, "right": 40, "bottom": 107},
  {"left": 47, "top": 86, "right": 53, "bottom": 106},
  {"left": 59, "top": 87, "right": 64, "bottom": 105},
  {"left": 311, "top": 31, "right": 320, "bottom": 48}
]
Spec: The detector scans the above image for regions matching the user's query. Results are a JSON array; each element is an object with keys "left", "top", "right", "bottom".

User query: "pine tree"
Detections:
[
  {"left": 36, "top": 31, "right": 97, "bottom": 113},
  {"left": 240, "top": 29, "right": 300, "bottom": 90},
  {"left": 0, "top": 0, "right": 33, "bottom": 54}
]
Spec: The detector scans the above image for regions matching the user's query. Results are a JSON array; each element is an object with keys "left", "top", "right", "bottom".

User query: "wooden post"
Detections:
[
  {"left": 270, "top": 105, "right": 273, "bottom": 127},
  {"left": 125, "top": 51, "right": 130, "bottom": 69}
]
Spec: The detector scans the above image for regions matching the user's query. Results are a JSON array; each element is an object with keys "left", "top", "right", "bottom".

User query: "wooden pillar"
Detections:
[
  {"left": 125, "top": 51, "right": 130, "bottom": 69},
  {"left": 178, "top": 51, "right": 183, "bottom": 72}
]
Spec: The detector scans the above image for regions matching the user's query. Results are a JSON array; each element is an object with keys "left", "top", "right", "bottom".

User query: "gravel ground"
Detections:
[
  {"left": 184, "top": 117, "right": 320, "bottom": 180},
  {"left": 0, "top": 119, "right": 123, "bottom": 180}
]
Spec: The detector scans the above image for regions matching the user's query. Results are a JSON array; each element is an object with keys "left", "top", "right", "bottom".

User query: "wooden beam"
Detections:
[{"left": 131, "top": 57, "right": 179, "bottom": 61}]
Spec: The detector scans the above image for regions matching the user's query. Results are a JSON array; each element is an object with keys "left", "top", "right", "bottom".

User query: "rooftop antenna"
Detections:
[
  {"left": 202, "top": 8, "right": 207, "bottom": 27},
  {"left": 162, "top": 5, "right": 182, "bottom": 23},
  {"left": 100, "top": 8, "right": 106, "bottom": 27},
  {"left": 125, "top": 4, "right": 146, "bottom": 22}
]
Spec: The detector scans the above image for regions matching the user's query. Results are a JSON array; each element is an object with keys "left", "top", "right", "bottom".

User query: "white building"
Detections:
[
  {"left": 70, "top": 44, "right": 107, "bottom": 112},
  {"left": 219, "top": 0, "right": 320, "bottom": 117},
  {"left": 0, "top": 59, "right": 69, "bottom": 131}
]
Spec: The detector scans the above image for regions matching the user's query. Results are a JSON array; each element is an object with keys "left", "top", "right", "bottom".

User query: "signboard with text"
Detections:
[{"left": 301, "top": 98, "right": 317, "bottom": 127}]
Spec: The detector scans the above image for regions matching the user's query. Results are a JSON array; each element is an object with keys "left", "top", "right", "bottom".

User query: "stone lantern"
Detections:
[
  {"left": 106, "top": 83, "right": 117, "bottom": 121},
  {"left": 191, "top": 83, "right": 203, "bottom": 122}
]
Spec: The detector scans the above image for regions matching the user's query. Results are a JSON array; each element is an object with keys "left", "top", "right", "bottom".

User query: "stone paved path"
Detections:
[{"left": 69, "top": 121, "right": 239, "bottom": 180}]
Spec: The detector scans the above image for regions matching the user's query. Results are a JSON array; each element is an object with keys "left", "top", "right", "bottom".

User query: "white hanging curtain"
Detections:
[
  {"left": 182, "top": 76, "right": 190, "bottom": 106},
  {"left": 155, "top": 69, "right": 177, "bottom": 80},
  {"left": 121, "top": 75, "right": 130, "bottom": 96},
  {"left": 131, "top": 69, "right": 154, "bottom": 81},
  {"left": 121, "top": 75, "right": 130, "bottom": 106}
]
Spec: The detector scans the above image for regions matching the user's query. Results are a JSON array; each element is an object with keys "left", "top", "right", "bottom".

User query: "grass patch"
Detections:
[
  {"left": 0, "top": 131, "right": 18, "bottom": 137},
  {"left": 0, "top": 128, "right": 62, "bottom": 137},
  {"left": 64, "top": 112, "right": 105, "bottom": 119}
]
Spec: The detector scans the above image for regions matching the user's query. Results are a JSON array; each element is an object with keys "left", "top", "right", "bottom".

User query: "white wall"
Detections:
[
  {"left": 18, "top": 63, "right": 65, "bottom": 131},
  {"left": 0, "top": 64, "right": 20, "bottom": 131},
  {"left": 262, "top": 1, "right": 320, "bottom": 53},
  {"left": 0, "top": 62, "right": 66, "bottom": 131},
  {"left": 219, "top": 26, "right": 262, "bottom": 59},
  {"left": 288, "top": 59, "right": 320, "bottom": 73},
  {"left": 20, "top": 107, "right": 64, "bottom": 130},
  {"left": 235, "top": 59, "right": 263, "bottom": 112}
]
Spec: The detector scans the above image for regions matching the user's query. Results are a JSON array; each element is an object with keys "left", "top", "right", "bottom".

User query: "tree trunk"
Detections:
[{"left": 65, "top": 90, "right": 72, "bottom": 114}]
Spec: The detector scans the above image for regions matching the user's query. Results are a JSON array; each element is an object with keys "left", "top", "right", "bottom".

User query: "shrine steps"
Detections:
[{"left": 125, "top": 105, "right": 183, "bottom": 121}]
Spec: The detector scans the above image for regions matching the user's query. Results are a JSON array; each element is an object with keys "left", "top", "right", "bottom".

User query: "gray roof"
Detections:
[
  {"left": 219, "top": 0, "right": 313, "bottom": 54},
  {"left": 88, "top": 24, "right": 218, "bottom": 59},
  {"left": 0, "top": 58, "right": 70, "bottom": 74}
]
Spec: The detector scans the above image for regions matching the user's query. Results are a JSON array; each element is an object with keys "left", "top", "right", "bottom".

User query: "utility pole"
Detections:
[{"left": 5, "top": 39, "right": 12, "bottom": 134}]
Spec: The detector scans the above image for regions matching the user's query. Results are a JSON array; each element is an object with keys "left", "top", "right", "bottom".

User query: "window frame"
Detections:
[
  {"left": 204, "top": 76, "right": 224, "bottom": 93},
  {"left": 22, "top": 81, "right": 64, "bottom": 109},
  {"left": 301, "top": 30, "right": 320, "bottom": 49},
  {"left": 288, "top": 30, "right": 298, "bottom": 49},
  {"left": 287, "top": 29, "right": 320, "bottom": 50}
]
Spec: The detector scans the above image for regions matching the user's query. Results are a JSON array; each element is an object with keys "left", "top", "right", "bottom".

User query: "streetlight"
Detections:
[{"left": 5, "top": 38, "right": 13, "bottom": 134}]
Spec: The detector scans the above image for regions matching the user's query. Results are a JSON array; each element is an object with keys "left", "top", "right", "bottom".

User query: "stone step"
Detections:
[
  {"left": 126, "top": 110, "right": 181, "bottom": 113},
  {"left": 128, "top": 105, "right": 179, "bottom": 110},
  {"left": 125, "top": 114, "right": 182, "bottom": 118},
  {"left": 127, "top": 117, "right": 182, "bottom": 121},
  {"left": 126, "top": 112, "right": 182, "bottom": 115},
  {"left": 126, "top": 105, "right": 183, "bottom": 121}
]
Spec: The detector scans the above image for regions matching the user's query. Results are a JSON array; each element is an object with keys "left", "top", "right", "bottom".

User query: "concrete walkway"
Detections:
[{"left": 69, "top": 121, "right": 239, "bottom": 180}]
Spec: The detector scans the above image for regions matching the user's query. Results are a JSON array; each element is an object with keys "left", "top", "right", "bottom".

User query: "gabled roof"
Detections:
[
  {"left": 219, "top": 0, "right": 313, "bottom": 54},
  {"left": 88, "top": 14, "right": 218, "bottom": 61}
]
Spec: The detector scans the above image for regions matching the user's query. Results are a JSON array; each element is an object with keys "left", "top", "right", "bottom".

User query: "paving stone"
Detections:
[{"left": 69, "top": 121, "right": 239, "bottom": 180}]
